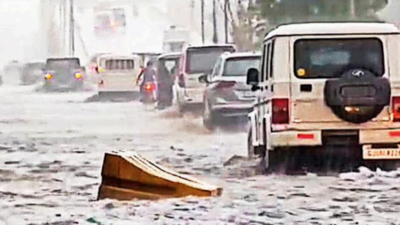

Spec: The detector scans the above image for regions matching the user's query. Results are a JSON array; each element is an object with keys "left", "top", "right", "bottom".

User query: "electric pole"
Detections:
[
  {"left": 69, "top": 0, "right": 75, "bottom": 56},
  {"left": 212, "top": 0, "right": 218, "bottom": 43},
  {"left": 201, "top": 0, "right": 205, "bottom": 44}
]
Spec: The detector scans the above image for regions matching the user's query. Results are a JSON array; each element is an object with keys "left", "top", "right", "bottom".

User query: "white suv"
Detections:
[{"left": 247, "top": 22, "right": 400, "bottom": 170}]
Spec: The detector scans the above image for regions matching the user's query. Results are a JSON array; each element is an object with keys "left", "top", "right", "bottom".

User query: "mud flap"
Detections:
[
  {"left": 98, "top": 151, "right": 223, "bottom": 201},
  {"left": 262, "top": 114, "right": 271, "bottom": 169},
  {"left": 248, "top": 111, "right": 260, "bottom": 146}
]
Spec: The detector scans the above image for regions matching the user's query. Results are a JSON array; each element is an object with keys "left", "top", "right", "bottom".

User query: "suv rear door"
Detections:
[
  {"left": 100, "top": 58, "right": 140, "bottom": 89},
  {"left": 290, "top": 36, "right": 390, "bottom": 124}
]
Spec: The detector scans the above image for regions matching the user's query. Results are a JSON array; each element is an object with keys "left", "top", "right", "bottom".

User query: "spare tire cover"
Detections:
[{"left": 324, "top": 69, "right": 390, "bottom": 123}]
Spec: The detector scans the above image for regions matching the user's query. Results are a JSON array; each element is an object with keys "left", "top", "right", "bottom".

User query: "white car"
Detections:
[
  {"left": 247, "top": 22, "right": 400, "bottom": 171},
  {"left": 96, "top": 54, "right": 143, "bottom": 96},
  {"left": 174, "top": 44, "right": 236, "bottom": 112},
  {"left": 199, "top": 52, "right": 261, "bottom": 130}
]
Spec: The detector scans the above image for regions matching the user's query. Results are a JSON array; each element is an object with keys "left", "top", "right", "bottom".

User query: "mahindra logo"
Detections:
[{"left": 352, "top": 70, "right": 364, "bottom": 77}]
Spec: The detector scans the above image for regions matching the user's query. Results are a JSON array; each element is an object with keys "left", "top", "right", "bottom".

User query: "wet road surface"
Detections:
[{"left": 0, "top": 85, "right": 399, "bottom": 225}]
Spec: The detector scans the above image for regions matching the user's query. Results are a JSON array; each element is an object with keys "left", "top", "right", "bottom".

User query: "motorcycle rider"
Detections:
[{"left": 136, "top": 61, "right": 156, "bottom": 101}]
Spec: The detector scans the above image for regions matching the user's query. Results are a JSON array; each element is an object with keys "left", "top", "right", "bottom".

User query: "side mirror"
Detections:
[
  {"left": 246, "top": 68, "right": 260, "bottom": 86},
  {"left": 198, "top": 74, "right": 209, "bottom": 83},
  {"left": 95, "top": 66, "right": 99, "bottom": 73}
]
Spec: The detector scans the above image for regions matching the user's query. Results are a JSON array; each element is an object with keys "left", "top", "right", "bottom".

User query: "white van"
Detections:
[
  {"left": 247, "top": 22, "right": 400, "bottom": 170},
  {"left": 174, "top": 44, "right": 236, "bottom": 112},
  {"left": 96, "top": 54, "right": 142, "bottom": 95}
]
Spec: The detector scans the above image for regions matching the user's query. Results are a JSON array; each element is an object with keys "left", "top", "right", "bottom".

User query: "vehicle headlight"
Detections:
[{"left": 75, "top": 73, "right": 83, "bottom": 79}]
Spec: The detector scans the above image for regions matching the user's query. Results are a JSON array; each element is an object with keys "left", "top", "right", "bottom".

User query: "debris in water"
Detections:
[
  {"left": 97, "top": 150, "right": 223, "bottom": 201},
  {"left": 86, "top": 217, "right": 102, "bottom": 225}
]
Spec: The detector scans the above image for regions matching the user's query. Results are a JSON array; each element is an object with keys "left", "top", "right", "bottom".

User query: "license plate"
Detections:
[{"left": 363, "top": 147, "right": 400, "bottom": 160}]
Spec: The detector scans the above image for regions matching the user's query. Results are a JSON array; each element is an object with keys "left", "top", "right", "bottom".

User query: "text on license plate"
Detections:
[{"left": 363, "top": 148, "right": 400, "bottom": 160}]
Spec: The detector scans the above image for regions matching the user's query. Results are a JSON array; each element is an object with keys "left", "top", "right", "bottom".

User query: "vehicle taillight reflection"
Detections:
[
  {"left": 272, "top": 98, "right": 289, "bottom": 124},
  {"left": 45, "top": 73, "right": 53, "bottom": 80},
  {"left": 392, "top": 97, "right": 400, "bottom": 122},
  {"left": 144, "top": 82, "right": 155, "bottom": 92}
]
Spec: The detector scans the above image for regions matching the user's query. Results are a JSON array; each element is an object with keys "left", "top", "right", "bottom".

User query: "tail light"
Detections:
[
  {"left": 215, "top": 81, "right": 236, "bottom": 90},
  {"left": 144, "top": 82, "right": 155, "bottom": 92},
  {"left": 45, "top": 73, "right": 53, "bottom": 80},
  {"left": 392, "top": 97, "right": 400, "bottom": 122},
  {"left": 272, "top": 98, "right": 289, "bottom": 124},
  {"left": 75, "top": 73, "right": 83, "bottom": 79}
]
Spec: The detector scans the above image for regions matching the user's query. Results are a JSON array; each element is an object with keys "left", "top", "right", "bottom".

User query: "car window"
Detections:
[
  {"left": 186, "top": 46, "right": 236, "bottom": 74},
  {"left": 46, "top": 59, "right": 80, "bottom": 70},
  {"left": 260, "top": 44, "right": 267, "bottom": 81},
  {"left": 157, "top": 58, "right": 179, "bottom": 79},
  {"left": 294, "top": 38, "right": 384, "bottom": 78},
  {"left": 223, "top": 56, "right": 261, "bottom": 77},
  {"left": 163, "top": 59, "right": 179, "bottom": 73},
  {"left": 211, "top": 58, "right": 222, "bottom": 78},
  {"left": 268, "top": 40, "right": 275, "bottom": 78},
  {"left": 105, "top": 59, "right": 135, "bottom": 70},
  {"left": 264, "top": 44, "right": 271, "bottom": 81}
]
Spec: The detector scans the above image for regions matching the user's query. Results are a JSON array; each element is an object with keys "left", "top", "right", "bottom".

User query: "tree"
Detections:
[
  {"left": 223, "top": 0, "right": 259, "bottom": 51},
  {"left": 257, "top": 0, "right": 388, "bottom": 26}
]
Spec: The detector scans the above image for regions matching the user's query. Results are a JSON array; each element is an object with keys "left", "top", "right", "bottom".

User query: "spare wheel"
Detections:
[{"left": 324, "top": 68, "right": 390, "bottom": 124}]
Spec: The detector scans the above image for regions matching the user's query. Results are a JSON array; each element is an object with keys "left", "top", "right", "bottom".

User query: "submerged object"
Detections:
[{"left": 98, "top": 151, "right": 222, "bottom": 201}]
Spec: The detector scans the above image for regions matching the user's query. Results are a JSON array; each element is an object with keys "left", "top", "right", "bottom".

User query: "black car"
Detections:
[
  {"left": 43, "top": 57, "right": 86, "bottom": 92},
  {"left": 20, "top": 62, "right": 45, "bottom": 85}
]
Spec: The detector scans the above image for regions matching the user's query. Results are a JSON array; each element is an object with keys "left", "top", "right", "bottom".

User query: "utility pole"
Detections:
[
  {"left": 201, "top": 0, "right": 205, "bottom": 44},
  {"left": 69, "top": 0, "right": 75, "bottom": 56},
  {"left": 224, "top": 0, "right": 228, "bottom": 43},
  {"left": 212, "top": 0, "right": 218, "bottom": 43}
]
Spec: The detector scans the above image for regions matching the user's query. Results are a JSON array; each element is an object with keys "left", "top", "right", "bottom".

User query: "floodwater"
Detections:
[{"left": 0, "top": 83, "right": 399, "bottom": 225}]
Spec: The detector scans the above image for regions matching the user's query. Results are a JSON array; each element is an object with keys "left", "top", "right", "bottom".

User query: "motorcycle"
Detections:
[{"left": 141, "top": 81, "right": 157, "bottom": 104}]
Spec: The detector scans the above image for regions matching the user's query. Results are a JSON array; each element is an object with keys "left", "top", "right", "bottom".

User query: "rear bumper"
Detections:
[
  {"left": 211, "top": 103, "right": 253, "bottom": 117},
  {"left": 44, "top": 81, "right": 83, "bottom": 90},
  {"left": 271, "top": 129, "right": 400, "bottom": 147}
]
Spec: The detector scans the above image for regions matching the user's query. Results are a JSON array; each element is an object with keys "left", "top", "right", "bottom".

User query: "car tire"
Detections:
[
  {"left": 175, "top": 90, "right": 186, "bottom": 114},
  {"left": 98, "top": 92, "right": 106, "bottom": 99},
  {"left": 178, "top": 101, "right": 186, "bottom": 114},
  {"left": 247, "top": 127, "right": 266, "bottom": 159},
  {"left": 247, "top": 128, "right": 256, "bottom": 158},
  {"left": 203, "top": 102, "right": 216, "bottom": 130}
]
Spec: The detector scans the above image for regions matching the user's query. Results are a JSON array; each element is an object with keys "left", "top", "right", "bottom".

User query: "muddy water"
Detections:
[{"left": 0, "top": 85, "right": 399, "bottom": 225}]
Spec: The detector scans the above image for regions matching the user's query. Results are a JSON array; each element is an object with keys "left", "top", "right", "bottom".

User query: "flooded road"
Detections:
[{"left": 0, "top": 85, "right": 399, "bottom": 225}]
